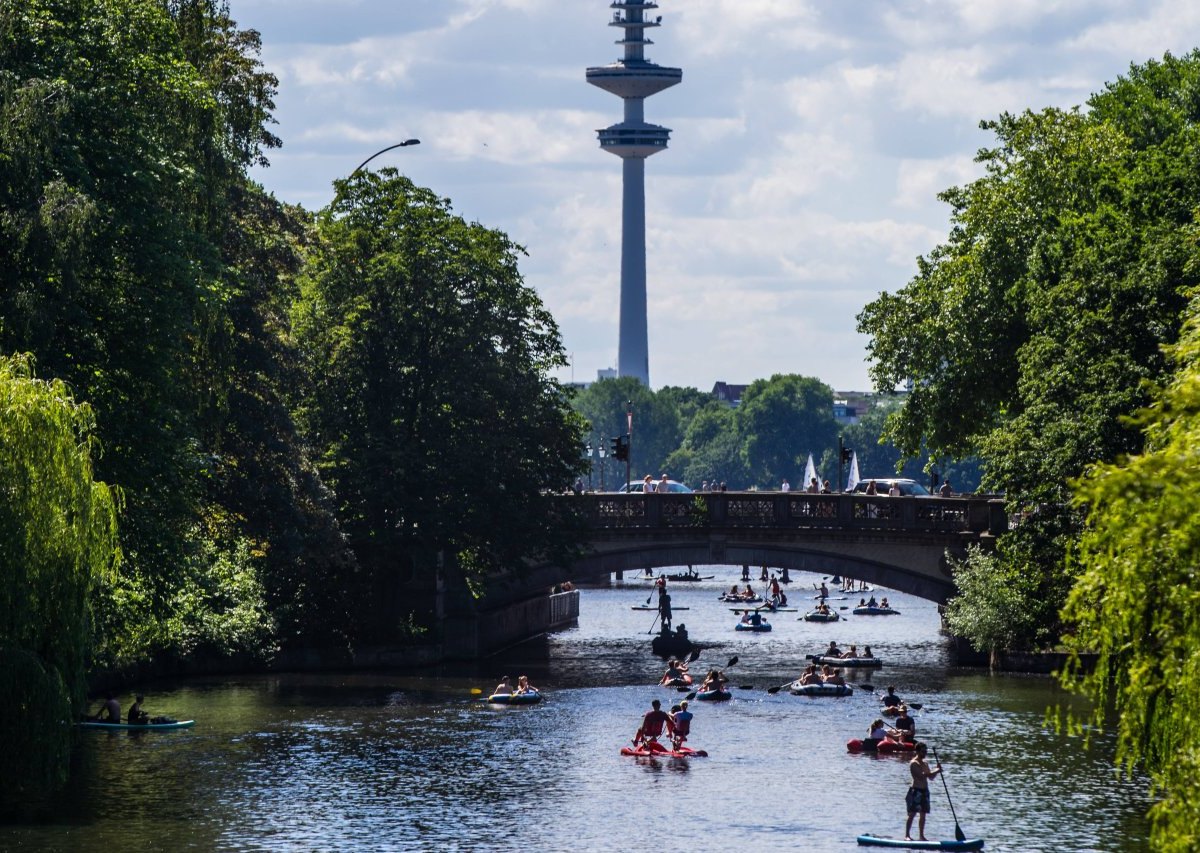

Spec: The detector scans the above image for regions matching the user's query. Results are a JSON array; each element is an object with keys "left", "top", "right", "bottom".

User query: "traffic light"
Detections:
[
  {"left": 609, "top": 436, "right": 621, "bottom": 459},
  {"left": 613, "top": 434, "right": 630, "bottom": 461},
  {"left": 841, "top": 446, "right": 853, "bottom": 463}
]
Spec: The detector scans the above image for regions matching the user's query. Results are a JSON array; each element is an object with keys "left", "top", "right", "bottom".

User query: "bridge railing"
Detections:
[{"left": 574, "top": 492, "right": 1004, "bottom": 535}]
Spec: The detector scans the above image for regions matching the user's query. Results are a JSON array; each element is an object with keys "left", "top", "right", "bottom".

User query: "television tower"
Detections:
[{"left": 586, "top": 2, "right": 681, "bottom": 386}]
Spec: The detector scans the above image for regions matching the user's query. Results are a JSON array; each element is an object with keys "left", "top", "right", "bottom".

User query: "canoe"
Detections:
[
  {"left": 621, "top": 741, "right": 708, "bottom": 758},
  {"left": 487, "top": 691, "right": 542, "bottom": 705},
  {"left": 846, "top": 737, "right": 916, "bottom": 754},
  {"left": 789, "top": 681, "right": 853, "bottom": 697},
  {"left": 803, "top": 611, "right": 840, "bottom": 622},
  {"left": 734, "top": 621, "right": 772, "bottom": 632},
  {"left": 853, "top": 606, "right": 901, "bottom": 616},
  {"left": 856, "top": 835, "right": 984, "bottom": 850},
  {"left": 631, "top": 605, "right": 690, "bottom": 611},
  {"left": 694, "top": 689, "right": 732, "bottom": 701},
  {"left": 78, "top": 719, "right": 195, "bottom": 731},
  {"left": 810, "top": 655, "right": 883, "bottom": 667}
]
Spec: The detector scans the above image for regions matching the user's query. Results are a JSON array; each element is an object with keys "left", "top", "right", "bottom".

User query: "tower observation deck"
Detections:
[{"left": 586, "top": 1, "right": 681, "bottom": 386}]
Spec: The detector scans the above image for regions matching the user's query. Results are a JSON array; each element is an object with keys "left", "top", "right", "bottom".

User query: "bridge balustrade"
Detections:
[{"left": 579, "top": 492, "right": 998, "bottom": 536}]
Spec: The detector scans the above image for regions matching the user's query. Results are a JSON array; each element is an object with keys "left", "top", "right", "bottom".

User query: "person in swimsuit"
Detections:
[
  {"left": 700, "top": 669, "right": 727, "bottom": 693},
  {"left": 798, "top": 664, "right": 820, "bottom": 685},
  {"left": 90, "top": 692, "right": 121, "bottom": 723},
  {"left": 841, "top": 644, "right": 860, "bottom": 659},
  {"left": 492, "top": 676, "right": 513, "bottom": 696},
  {"left": 669, "top": 700, "right": 693, "bottom": 751},
  {"left": 865, "top": 718, "right": 890, "bottom": 750},
  {"left": 515, "top": 675, "right": 538, "bottom": 694},
  {"left": 660, "top": 659, "right": 689, "bottom": 685},
  {"left": 881, "top": 685, "right": 903, "bottom": 708},
  {"left": 905, "top": 743, "right": 942, "bottom": 841}
]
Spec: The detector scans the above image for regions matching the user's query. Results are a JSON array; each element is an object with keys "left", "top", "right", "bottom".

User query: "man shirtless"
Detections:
[
  {"left": 633, "top": 699, "right": 673, "bottom": 746},
  {"left": 905, "top": 743, "right": 942, "bottom": 841}
]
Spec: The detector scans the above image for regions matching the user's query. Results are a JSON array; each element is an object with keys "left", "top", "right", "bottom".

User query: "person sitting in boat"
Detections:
[
  {"left": 743, "top": 583, "right": 756, "bottom": 599},
  {"left": 862, "top": 645, "right": 875, "bottom": 658},
  {"left": 493, "top": 676, "right": 513, "bottom": 696},
  {"left": 90, "top": 692, "right": 122, "bottom": 723},
  {"left": 841, "top": 644, "right": 860, "bottom": 659},
  {"left": 669, "top": 700, "right": 693, "bottom": 751},
  {"left": 819, "top": 602, "right": 833, "bottom": 616},
  {"left": 740, "top": 610, "right": 753, "bottom": 624},
  {"left": 880, "top": 597, "right": 890, "bottom": 609},
  {"left": 891, "top": 706, "right": 916, "bottom": 743},
  {"left": 865, "top": 718, "right": 890, "bottom": 750},
  {"left": 515, "top": 675, "right": 538, "bottom": 694},
  {"left": 825, "top": 640, "right": 842, "bottom": 657},
  {"left": 859, "top": 597, "right": 867, "bottom": 607},
  {"left": 727, "top": 584, "right": 741, "bottom": 599},
  {"left": 750, "top": 611, "right": 763, "bottom": 627},
  {"left": 798, "top": 664, "right": 821, "bottom": 685},
  {"left": 700, "top": 669, "right": 727, "bottom": 693},
  {"left": 823, "top": 668, "right": 847, "bottom": 686},
  {"left": 674, "top": 623, "right": 689, "bottom": 642},
  {"left": 127, "top": 694, "right": 150, "bottom": 726},
  {"left": 881, "top": 685, "right": 903, "bottom": 708},
  {"left": 633, "top": 699, "right": 672, "bottom": 746},
  {"left": 867, "top": 595, "right": 878, "bottom": 608},
  {"left": 660, "top": 659, "right": 689, "bottom": 685}
]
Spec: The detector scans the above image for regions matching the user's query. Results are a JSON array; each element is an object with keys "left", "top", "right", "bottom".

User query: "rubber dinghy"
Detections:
[
  {"left": 803, "top": 611, "right": 840, "bottom": 622},
  {"left": 810, "top": 655, "right": 882, "bottom": 667},
  {"left": 486, "top": 692, "right": 542, "bottom": 705},
  {"left": 694, "top": 688, "right": 732, "bottom": 701},
  {"left": 621, "top": 741, "right": 708, "bottom": 758},
  {"left": 78, "top": 719, "right": 195, "bottom": 731},
  {"left": 734, "top": 620, "right": 772, "bottom": 632},
  {"left": 789, "top": 681, "right": 853, "bottom": 697},
  {"left": 856, "top": 834, "right": 983, "bottom": 850},
  {"left": 846, "top": 737, "right": 916, "bottom": 754},
  {"left": 853, "top": 606, "right": 901, "bottom": 616}
]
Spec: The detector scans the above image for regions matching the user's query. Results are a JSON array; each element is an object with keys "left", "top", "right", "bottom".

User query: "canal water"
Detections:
[{"left": 3, "top": 568, "right": 1150, "bottom": 852}]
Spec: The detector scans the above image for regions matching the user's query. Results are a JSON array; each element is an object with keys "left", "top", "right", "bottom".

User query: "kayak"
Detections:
[
  {"left": 811, "top": 655, "right": 883, "bottom": 667},
  {"left": 621, "top": 741, "right": 708, "bottom": 758},
  {"left": 803, "top": 611, "right": 840, "bottom": 622},
  {"left": 734, "top": 621, "right": 772, "bottom": 632},
  {"left": 694, "top": 688, "right": 732, "bottom": 701},
  {"left": 78, "top": 719, "right": 195, "bottom": 731},
  {"left": 789, "top": 681, "right": 853, "bottom": 697},
  {"left": 846, "top": 737, "right": 916, "bottom": 754},
  {"left": 487, "top": 691, "right": 542, "bottom": 705},
  {"left": 854, "top": 606, "right": 900, "bottom": 616},
  {"left": 856, "top": 835, "right": 984, "bottom": 850},
  {"left": 631, "top": 605, "right": 690, "bottom": 611}
]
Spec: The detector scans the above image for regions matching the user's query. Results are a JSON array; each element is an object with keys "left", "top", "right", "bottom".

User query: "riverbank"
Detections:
[{"left": 948, "top": 636, "right": 1097, "bottom": 674}]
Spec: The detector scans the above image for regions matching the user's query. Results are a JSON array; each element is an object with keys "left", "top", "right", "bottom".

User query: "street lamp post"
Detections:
[
  {"left": 598, "top": 434, "right": 607, "bottom": 492},
  {"left": 585, "top": 440, "right": 594, "bottom": 491},
  {"left": 351, "top": 139, "right": 421, "bottom": 176}
]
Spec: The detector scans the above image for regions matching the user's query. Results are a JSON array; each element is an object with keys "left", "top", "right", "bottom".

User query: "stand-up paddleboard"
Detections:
[
  {"left": 621, "top": 741, "right": 707, "bottom": 758},
  {"left": 631, "top": 605, "right": 690, "bottom": 611},
  {"left": 856, "top": 835, "right": 983, "bottom": 850}
]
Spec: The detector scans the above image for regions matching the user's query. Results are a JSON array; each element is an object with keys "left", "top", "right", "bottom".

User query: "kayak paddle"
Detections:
[
  {"left": 688, "top": 648, "right": 703, "bottom": 663},
  {"left": 765, "top": 680, "right": 793, "bottom": 695},
  {"left": 930, "top": 746, "right": 967, "bottom": 842}
]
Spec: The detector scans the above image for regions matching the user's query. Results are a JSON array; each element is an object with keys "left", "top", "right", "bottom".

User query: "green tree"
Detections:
[
  {"left": 571, "top": 377, "right": 683, "bottom": 485},
  {"left": 0, "top": 354, "right": 119, "bottom": 814},
  {"left": 856, "top": 53, "right": 1200, "bottom": 644},
  {"left": 666, "top": 404, "right": 749, "bottom": 488},
  {"left": 1060, "top": 303, "right": 1200, "bottom": 852},
  {"left": 737, "top": 374, "right": 837, "bottom": 488},
  {"left": 292, "top": 171, "right": 585, "bottom": 635}
]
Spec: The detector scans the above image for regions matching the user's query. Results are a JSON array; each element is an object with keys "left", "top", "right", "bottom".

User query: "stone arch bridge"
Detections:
[{"left": 443, "top": 492, "right": 1006, "bottom": 658}]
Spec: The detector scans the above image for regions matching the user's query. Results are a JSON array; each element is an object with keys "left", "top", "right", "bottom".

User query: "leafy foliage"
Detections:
[
  {"left": 943, "top": 546, "right": 1037, "bottom": 657},
  {"left": 291, "top": 171, "right": 586, "bottom": 634},
  {"left": 1061, "top": 303, "right": 1200, "bottom": 852}
]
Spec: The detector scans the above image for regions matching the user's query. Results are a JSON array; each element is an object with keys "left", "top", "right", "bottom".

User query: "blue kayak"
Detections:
[
  {"left": 79, "top": 719, "right": 195, "bottom": 731},
  {"left": 857, "top": 835, "right": 983, "bottom": 850}
]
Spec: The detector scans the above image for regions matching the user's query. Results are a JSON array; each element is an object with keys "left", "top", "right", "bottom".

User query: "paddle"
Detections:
[
  {"left": 688, "top": 648, "right": 703, "bottom": 663},
  {"left": 646, "top": 613, "right": 661, "bottom": 635},
  {"left": 766, "top": 678, "right": 795, "bottom": 694},
  {"left": 931, "top": 746, "right": 967, "bottom": 842}
]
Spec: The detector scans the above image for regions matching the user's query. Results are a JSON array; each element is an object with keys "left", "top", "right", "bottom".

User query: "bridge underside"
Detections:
[{"left": 559, "top": 536, "right": 960, "bottom": 603}]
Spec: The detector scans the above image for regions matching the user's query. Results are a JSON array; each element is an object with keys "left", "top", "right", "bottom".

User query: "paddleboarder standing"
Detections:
[
  {"left": 657, "top": 588, "right": 673, "bottom": 632},
  {"left": 905, "top": 742, "right": 942, "bottom": 841}
]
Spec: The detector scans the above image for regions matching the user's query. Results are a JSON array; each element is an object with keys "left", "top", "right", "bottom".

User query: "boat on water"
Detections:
[
  {"left": 651, "top": 630, "right": 693, "bottom": 658},
  {"left": 810, "top": 654, "right": 882, "bottom": 667},
  {"left": 78, "top": 719, "right": 195, "bottom": 731},
  {"left": 856, "top": 834, "right": 983, "bottom": 851},
  {"left": 854, "top": 606, "right": 900, "bottom": 616},
  {"left": 789, "top": 681, "right": 853, "bottom": 697},
  {"left": 486, "top": 691, "right": 542, "bottom": 705},
  {"left": 734, "top": 620, "right": 772, "bottom": 632},
  {"left": 803, "top": 610, "right": 840, "bottom": 622},
  {"left": 661, "top": 572, "right": 714, "bottom": 582},
  {"left": 694, "top": 688, "right": 732, "bottom": 701},
  {"left": 846, "top": 737, "right": 916, "bottom": 754},
  {"left": 621, "top": 741, "right": 708, "bottom": 758}
]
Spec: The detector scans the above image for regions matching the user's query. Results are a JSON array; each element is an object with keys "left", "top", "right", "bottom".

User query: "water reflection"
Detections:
[{"left": 0, "top": 568, "right": 1151, "bottom": 852}]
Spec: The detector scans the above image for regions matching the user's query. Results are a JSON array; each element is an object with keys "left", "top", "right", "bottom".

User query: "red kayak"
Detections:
[
  {"left": 621, "top": 741, "right": 708, "bottom": 758},
  {"left": 846, "top": 737, "right": 917, "bottom": 754}
]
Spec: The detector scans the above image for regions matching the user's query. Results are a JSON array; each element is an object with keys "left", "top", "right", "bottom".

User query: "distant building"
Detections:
[
  {"left": 596, "top": 367, "right": 618, "bottom": 382},
  {"left": 711, "top": 381, "right": 749, "bottom": 407}
]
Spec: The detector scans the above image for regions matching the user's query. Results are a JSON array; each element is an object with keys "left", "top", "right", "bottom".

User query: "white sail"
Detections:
[
  {"left": 803, "top": 453, "right": 818, "bottom": 491},
  {"left": 846, "top": 452, "right": 861, "bottom": 492}
]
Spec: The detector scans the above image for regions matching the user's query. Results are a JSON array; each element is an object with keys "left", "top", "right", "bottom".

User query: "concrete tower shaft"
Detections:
[{"left": 585, "top": 0, "right": 681, "bottom": 386}]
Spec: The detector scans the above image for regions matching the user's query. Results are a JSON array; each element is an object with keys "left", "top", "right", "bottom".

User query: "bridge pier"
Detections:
[{"left": 441, "top": 589, "right": 579, "bottom": 660}]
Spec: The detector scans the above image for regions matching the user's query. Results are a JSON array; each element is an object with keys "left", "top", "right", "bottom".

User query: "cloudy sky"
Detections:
[{"left": 236, "top": 0, "right": 1200, "bottom": 392}]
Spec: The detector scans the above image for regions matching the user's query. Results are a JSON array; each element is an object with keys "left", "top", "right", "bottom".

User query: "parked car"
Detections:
[
  {"left": 851, "top": 478, "right": 932, "bottom": 496},
  {"left": 617, "top": 480, "right": 694, "bottom": 494}
]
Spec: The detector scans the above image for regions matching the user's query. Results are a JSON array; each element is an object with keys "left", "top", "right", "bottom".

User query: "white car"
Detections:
[
  {"left": 851, "top": 478, "right": 931, "bottom": 496},
  {"left": 617, "top": 480, "right": 694, "bottom": 494}
]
